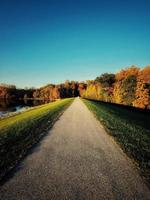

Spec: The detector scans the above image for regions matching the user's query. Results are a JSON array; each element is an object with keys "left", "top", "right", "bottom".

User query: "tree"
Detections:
[
  {"left": 133, "top": 67, "right": 150, "bottom": 109},
  {"left": 95, "top": 73, "right": 115, "bottom": 87},
  {"left": 33, "top": 90, "right": 40, "bottom": 99},
  {"left": 119, "top": 75, "right": 137, "bottom": 105},
  {"left": 78, "top": 82, "right": 87, "bottom": 97},
  {"left": 24, "top": 94, "right": 28, "bottom": 99},
  {"left": 113, "top": 66, "right": 139, "bottom": 105},
  {"left": 115, "top": 65, "right": 139, "bottom": 81},
  {"left": 0, "top": 65, "right": 149, "bottom": 109}
]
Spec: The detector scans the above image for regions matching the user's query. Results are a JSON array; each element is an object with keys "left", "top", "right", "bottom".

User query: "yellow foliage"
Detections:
[{"left": 113, "top": 82, "right": 122, "bottom": 104}]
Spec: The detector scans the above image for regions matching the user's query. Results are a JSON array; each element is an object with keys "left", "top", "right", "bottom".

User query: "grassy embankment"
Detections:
[
  {"left": 82, "top": 98, "right": 150, "bottom": 184},
  {"left": 0, "top": 98, "right": 74, "bottom": 181}
]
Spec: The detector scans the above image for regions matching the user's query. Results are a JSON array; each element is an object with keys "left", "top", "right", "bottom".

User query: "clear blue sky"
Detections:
[{"left": 0, "top": 0, "right": 150, "bottom": 88}]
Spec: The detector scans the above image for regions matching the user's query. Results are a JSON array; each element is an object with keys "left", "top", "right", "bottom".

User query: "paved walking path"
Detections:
[{"left": 0, "top": 98, "right": 149, "bottom": 200}]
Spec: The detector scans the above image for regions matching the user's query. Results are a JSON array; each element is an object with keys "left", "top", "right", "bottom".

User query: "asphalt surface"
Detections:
[{"left": 0, "top": 98, "right": 150, "bottom": 200}]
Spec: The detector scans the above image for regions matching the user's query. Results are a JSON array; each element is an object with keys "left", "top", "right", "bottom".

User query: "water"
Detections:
[{"left": 0, "top": 99, "right": 51, "bottom": 118}]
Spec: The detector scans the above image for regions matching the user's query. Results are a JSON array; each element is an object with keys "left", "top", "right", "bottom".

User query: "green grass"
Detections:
[
  {"left": 0, "top": 98, "right": 74, "bottom": 180},
  {"left": 82, "top": 98, "right": 150, "bottom": 184}
]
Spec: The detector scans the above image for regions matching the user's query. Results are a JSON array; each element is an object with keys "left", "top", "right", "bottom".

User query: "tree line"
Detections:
[
  {"left": 0, "top": 66, "right": 150, "bottom": 109},
  {"left": 0, "top": 81, "right": 81, "bottom": 101},
  {"left": 82, "top": 66, "right": 150, "bottom": 109}
]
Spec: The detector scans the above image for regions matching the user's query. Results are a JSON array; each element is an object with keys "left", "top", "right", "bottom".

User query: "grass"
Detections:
[
  {"left": 0, "top": 98, "right": 74, "bottom": 181},
  {"left": 82, "top": 98, "right": 150, "bottom": 185}
]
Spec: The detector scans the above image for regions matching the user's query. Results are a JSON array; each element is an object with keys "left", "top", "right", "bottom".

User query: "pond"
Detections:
[{"left": 0, "top": 99, "right": 51, "bottom": 117}]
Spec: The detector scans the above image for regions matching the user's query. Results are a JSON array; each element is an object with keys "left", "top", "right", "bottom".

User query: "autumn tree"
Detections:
[
  {"left": 94, "top": 73, "right": 115, "bottom": 102},
  {"left": 133, "top": 67, "right": 150, "bottom": 109},
  {"left": 33, "top": 90, "right": 40, "bottom": 99},
  {"left": 119, "top": 75, "right": 137, "bottom": 105},
  {"left": 113, "top": 66, "right": 139, "bottom": 105},
  {"left": 84, "top": 83, "right": 98, "bottom": 100},
  {"left": 0, "top": 65, "right": 149, "bottom": 109},
  {"left": 78, "top": 82, "right": 87, "bottom": 97},
  {"left": 95, "top": 73, "right": 115, "bottom": 87}
]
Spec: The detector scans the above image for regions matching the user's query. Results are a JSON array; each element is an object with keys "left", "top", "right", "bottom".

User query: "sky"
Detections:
[{"left": 0, "top": 0, "right": 150, "bottom": 88}]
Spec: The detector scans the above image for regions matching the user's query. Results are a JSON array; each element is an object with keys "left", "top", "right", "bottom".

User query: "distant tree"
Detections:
[
  {"left": 33, "top": 90, "right": 40, "bottom": 99},
  {"left": 24, "top": 94, "right": 28, "bottom": 99},
  {"left": 0, "top": 83, "right": 16, "bottom": 89},
  {"left": 78, "top": 82, "right": 87, "bottom": 97},
  {"left": 85, "top": 83, "right": 98, "bottom": 99},
  {"left": 95, "top": 73, "right": 115, "bottom": 87},
  {"left": 64, "top": 80, "right": 72, "bottom": 97},
  {"left": 0, "top": 65, "right": 149, "bottom": 109},
  {"left": 52, "top": 86, "right": 60, "bottom": 99}
]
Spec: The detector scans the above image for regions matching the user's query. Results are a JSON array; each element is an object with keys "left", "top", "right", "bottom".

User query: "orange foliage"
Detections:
[
  {"left": 1, "top": 66, "right": 150, "bottom": 109},
  {"left": 133, "top": 67, "right": 150, "bottom": 109},
  {"left": 116, "top": 66, "right": 139, "bottom": 81},
  {"left": 136, "top": 66, "right": 150, "bottom": 83}
]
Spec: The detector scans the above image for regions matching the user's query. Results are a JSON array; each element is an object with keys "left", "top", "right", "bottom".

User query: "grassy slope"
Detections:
[
  {"left": 0, "top": 98, "right": 74, "bottom": 180},
  {"left": 82, "top": 98, "right": 150, "bottom": 184}
]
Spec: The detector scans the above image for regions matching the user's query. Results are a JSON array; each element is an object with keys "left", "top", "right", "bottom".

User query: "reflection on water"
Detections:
[{"left": 0, "top": 99, "right": 51, "bottom": 117}]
